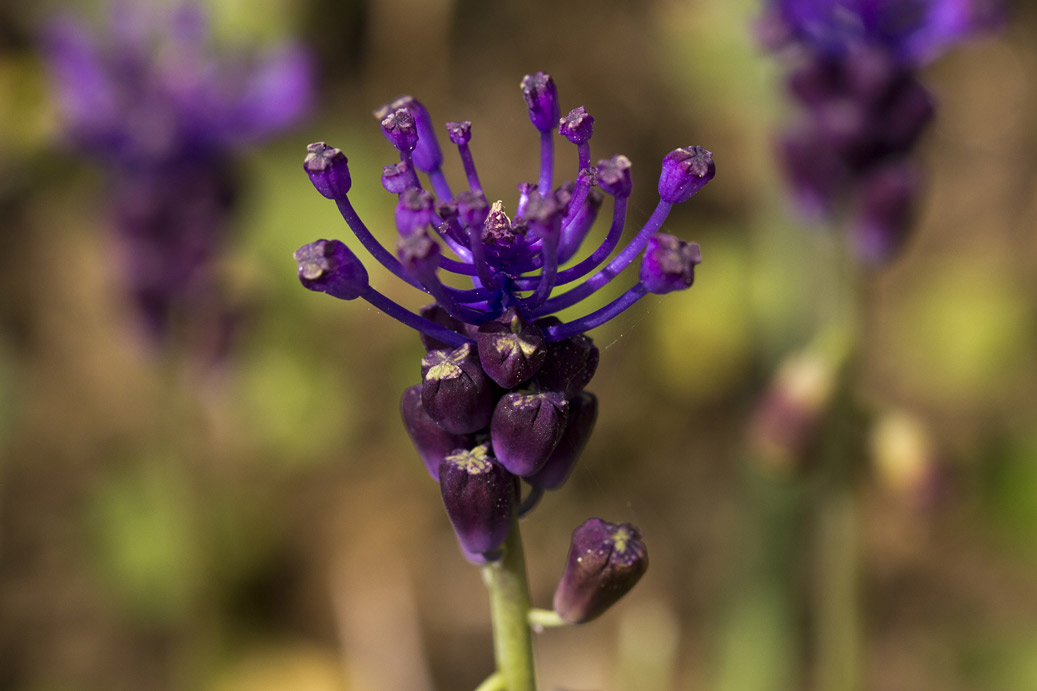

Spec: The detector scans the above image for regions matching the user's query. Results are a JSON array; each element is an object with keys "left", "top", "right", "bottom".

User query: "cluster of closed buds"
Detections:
[{"left": 296, "top": 71, "right": 714, "bottom": 624}]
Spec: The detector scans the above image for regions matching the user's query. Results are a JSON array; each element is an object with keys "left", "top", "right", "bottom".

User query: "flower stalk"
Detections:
[{"left": 482, "top": 518, "right": 536, "bottom": 691}]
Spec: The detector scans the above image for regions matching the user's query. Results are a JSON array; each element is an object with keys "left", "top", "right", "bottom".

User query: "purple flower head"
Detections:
[{"left": 553, "top": 518, "right": 648, "bottom": 624}]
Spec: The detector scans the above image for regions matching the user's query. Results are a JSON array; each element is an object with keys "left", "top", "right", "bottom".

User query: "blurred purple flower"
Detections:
[{"left": 45, "top": 1, "right": 312, "bottom": 349}]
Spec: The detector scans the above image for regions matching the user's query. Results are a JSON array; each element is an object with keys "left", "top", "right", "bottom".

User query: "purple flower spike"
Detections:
[
  {"left": 521, "top": 71, "right": 560, "bottom": 133},
  {"left": 597, "top": 155, "right": 633, "bottom": 198},
  {"left": 658, "top": 146, "right": 716, "bottom": 204},
  {"left": 421, "top": 343, "right": 496, "bottom": 434},
  {"left": 640, "top": 234, "right": 702, "bottom": 295},
  {"left": 382, "top": 162, "right": 412, "bottom": 194},
  {"left": 476, "top": 309, "right": 548, "bottom": 388},
  {"left": 379, "top": 107, "right": 419, "bottom": 153},
  {"left": 400, "top": 385, "right": 473, "bottom": 479},
  {"left": 527, "top": 391, "right": 598, "bottom": 491},
  {"left": 294, "top": 239, "right": 369, "bottom": 300},
  {"left": 446, "top": 121, "right": 472, "bottom": 145},
  {"left": 396, "top": 188, "right": 436, "bottom": 234},
  {"left": 559, "top": 106, "right": 594, "bottom": 145},
  {"left": 531, "top": 323, "right": 599, "bottom": 398},
  {"left": 304, "top": 143, "right": 351, "bottom": 199},
  {"left": 491, "top": 390, "right": 569, "bottom": 477},
  {"left": 553, "top": 518, "right": 648, "bottom": 624},
  {"left": 439, "top": 444, "right": 514, "bottom": 555}
]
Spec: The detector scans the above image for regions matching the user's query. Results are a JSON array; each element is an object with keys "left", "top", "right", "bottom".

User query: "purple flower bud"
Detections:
[
  {"left": 527, "top": 391, "right": 598, "bottom": 491},
  {"left": 559, "top": 106, "right": 594, "bottom": 145},
  {"left": 379, "top": 107, "right": 418, "bottom": 153},
  {"left": 400, "top": 385, "right": 472, "bottom": 479},
  {"left": 294, "top": 239, "right": 368, "bottom": 300},
  {"left": 476, "top": 309, "right": 548, "bottom": 388},
  {"left": 419, "top": 303, "right": 473, "bottom": 352},
  {"left": 553, "top": 518, "right": 648, "bottom": 624},
  {"left": 439, "top": 444, "right": 514, "bottom": 555},
  {"left": 640, "top": 234, "right": 702, "bottom": 294},
  {"left": 381, "top": 161, "right": 412, "bottom": 194},
  {"left": 446, "top": 120, "right": 472, "bottom": 145},
  {"left": 658, "top": 146, "right": 715, "bottom": 204},
  {"left": 597, "top": 155, "right": 633, "bottom": 198},
  {"left": 482, "top": 201, "right": 520, "bottom": 248},
  {"left": 851, "top": 164, "right": 919, "bottom": 266},
  {"left": 385, "top": 96, "right": 443, "bottom": 172},
  {"left": 395, "top": 188, "right": 436, "bottom": 234},
  {"left": 397, "top": 229, "right": 441, "bottom": 279},
  {"left": 521, "top": 71, "right": 560, "bottom": 133},
  {"left": 491, "top": 390, "right": 569, "bottom": 477},
  {"left": 421, "top": 343, "right": 496, "bottom": 434},
  {"left": 531, "top": 322, "right": 599, "bottom": 398},
  {"left": 304, "top": 142, "right": 351, "bottom": 199},
  {"left": 457, "top": 190, "right": 490, "bottom": 228}
]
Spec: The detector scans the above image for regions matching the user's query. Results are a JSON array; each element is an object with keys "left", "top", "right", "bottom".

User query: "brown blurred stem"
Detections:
[{"left": 482, "top": 517, "right": 537, "bottom": 691}]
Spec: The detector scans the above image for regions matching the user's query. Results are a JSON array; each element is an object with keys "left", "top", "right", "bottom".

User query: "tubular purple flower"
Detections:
[
  {"left": 598, "top": 155, "right": 633, "bottom": 199},
  {"left": 521, "top": 71, "right": 560, "bottom": 133},
  {"left": 553, "top": 518, "right": 648, "bottom": 624},
  {"left": 379, "top": 107, "right": 419, "bottom": 153},
  {"left": 491, "top": 390, "right": 569, "bottom": 477},
  {"left": 559, "top": 106, "right": 594, "bottom": 145},
  {"left": 476, "top": 309, "right": 548, "bottom": 389},
  {"left": 658, "top": 146, "right": 716, "bottom": 204},
  {"left": 639, "top": 235, "right": 702, "bottom": 295},
  {"left": 421, "top": 343, "right": 496, "bottom": 434},
  {"left": 382, "top": 162, "right": 412, "bottom": 194},
  {"left": 305, "top": 143, "right": 351, "bottom": 200},
  {"left": 381, "top": 96, "right": 444, "bottom": 173},
  {"left": 439, "top": 444, "right": 515, "bottom": 555},
  {"left": 396, "top": 188, "right": 436, "bottom": 234},
  {"left": 295, "top": 239, "right": 369, "bottom": 300}
]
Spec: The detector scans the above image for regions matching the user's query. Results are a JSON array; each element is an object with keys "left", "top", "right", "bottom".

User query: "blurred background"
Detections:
[{"left": 1, "top": 0, "right": 1035, "bottom": 690}]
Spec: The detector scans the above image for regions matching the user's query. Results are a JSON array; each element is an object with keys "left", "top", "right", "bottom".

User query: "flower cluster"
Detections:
[
  {"left": 759, "top": 0, "right": 1000, "bottom": 265},
  {"left": 45, "top": 1, "right": 311, "bottom": 346},
  {"left": 296, "top": 72, "right": 714, "bottom": 621}
]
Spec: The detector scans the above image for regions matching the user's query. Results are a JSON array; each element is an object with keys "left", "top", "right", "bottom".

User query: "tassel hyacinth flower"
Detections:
[{"left": 296, "top": 71, "right": 711, "bottom": 688}]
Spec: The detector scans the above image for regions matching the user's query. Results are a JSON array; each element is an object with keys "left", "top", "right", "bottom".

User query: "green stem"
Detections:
[
  {"left": 528, "top": 608, "right": 567, "bottom": 630},
  {"left": 474, "top": 672, "right": 507, "bottom": 691},
  {"left": 482, "top": 518, "right": 536, "bottom": 691}
]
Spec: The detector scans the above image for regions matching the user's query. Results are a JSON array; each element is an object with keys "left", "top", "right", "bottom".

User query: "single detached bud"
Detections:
[
  {"left": 397, "top": 229, "right": 441, "bottom": 279},
  {"left": 304, "top": 142, "right": 351, "bottom": 199},
  {"left": 532, "top": 322, "right": 599, "bottom": 398},
  {"left": 446, "top": 120, "right": 472, "bottom": 145},
  {"left": 439, "top": 444, "right": 514, "bottom": 555},
  {"left": 421, "top": 343, "right": 495, "bottom": 434},
  {"left": 597, "top": 155, "right": 633, "bottom": 198},
  {"left": 396, "top": 188, "right": 436, "bottom": 234},
  {"left": 527, "top": 391, "right": 598, "bottom": 490},
  {"left": 382, "top": 161, "right": 412, "bottom": 194},
  {"left": 419, "top": 303, "right": 471, "bottom": 352},
  {"left": 457, "top": 190, "right": 490, "bottom": 228},
  {"left": 380, "top": 107, "right": 418, "bottom": 153},
  {"left": 521, "top": 71, "right": 560, "bottom": 133},
  {"left": 385, "top": 96, "right": 443, "bottom": 172},
  {"left": 476, "top": 309, "right": 548, "bottom": 388},
  {"left": 658, "top": 146, "right": 715, "bottom": 204},
  {"left": 640, "top": 234, "right": 702, "bottom": 294},
  {"left": 553, "top": 518, "right": 648, "bottom": 624},
  {"left": 491, "top": 390, "right": 569, "bottom": 477},
  {"left": 400, "top": 385, "right": 472, "bottom": 479},
  {"left": 294, "top": 239, "right": 368, "bottom": 300},
  {"left": 559, "top": 106, "right": 594, "bottom": 145}
]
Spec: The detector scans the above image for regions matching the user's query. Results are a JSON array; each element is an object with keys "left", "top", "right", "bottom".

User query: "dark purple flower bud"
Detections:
[
  {"left": 658, "top": 146, "right": 715, "bottom": 204},
  {"left": 640, "top": 234, "right": 702, "bottom": 294},
  {"left": 559, "top": 106, "right": 594, "bottom": 145},
  {"left": 419, "top": 303, "right": 473, "bottom": 352},
  {"left": 527, "top": 392, "right": 598, "bottom": 491},
  {"left": 439, "top": 444, "right": 514, "bottom": 554},
  {"left": 397, "top": 228, "right": 441, "bottom": 279},
  {"left": 446, "top": 120, "right": 472, "bottom": 145},
  {"left": 304, "top": 142, "right": 351, "bottom": 199},
  {"left": 476, "top": 309, "right": 548, "bottom": 388},
  {"left": 379, "top": 107, "right": 418, "bottom": 153},
  {"left": 553, "top": 518, "right": 648, "bottom": 624},
  {"left": 381, "top": 161, "right": 412, "bottom": 194},
  {"left": 294, "top": 239, "right": 368, "bottom": 300},
  {"left": 401, "top": 385, "right": 473, "bottom": 479},
  {"left": 851, "top": 164, "right": 919, "bottom": 266},
  {"left": 491, "top": 390, "right": 569, "bottom": 477},
  {"left": 457, "top": 191, "right": 490, "bottom": 228},
  {"left": 597, "top": 155, "right": 633, "bottom": 198},
  {"left": 396, "top": 188, "right": 436, "bottom": 234},
  {"left": 521, "top": 71, "right": 560, "bottom": 133},
  {"left": 385, "top": 96, "right": 443, "bottom": 172},
  {"left": 531, "top": 324, "right": 599, "bottom": 398},
  {"left": 421, "top": 343, "right": 495, "bottom": 434}
]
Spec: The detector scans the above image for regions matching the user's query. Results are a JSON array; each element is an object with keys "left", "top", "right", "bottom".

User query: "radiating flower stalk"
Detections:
[
  {"left": 742, "top": 3, "right": 1002, "bottom": 690},
  {"left": 296, "top": 72, "right": 713, "bottom": 689},
  {"left": 45, "top": 0, "right": 311, "bottom": 360}
]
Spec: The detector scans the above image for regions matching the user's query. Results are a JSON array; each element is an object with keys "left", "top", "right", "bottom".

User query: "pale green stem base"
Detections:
[
  {"left": 528, "top": 608, "right": 567, "bottom": 630},
  {"left": 475, "top": 672, "right": 507, "bottom": 691},
  {"left": 481, "top": 519, "right": 536, "bottom": 691}
]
